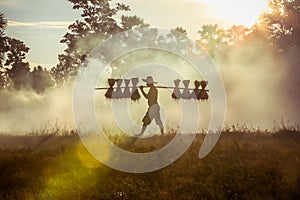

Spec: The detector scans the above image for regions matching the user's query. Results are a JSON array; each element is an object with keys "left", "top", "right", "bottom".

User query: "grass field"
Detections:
[{"left": 0, "top": 128, "right": 299, "bottom": 200}]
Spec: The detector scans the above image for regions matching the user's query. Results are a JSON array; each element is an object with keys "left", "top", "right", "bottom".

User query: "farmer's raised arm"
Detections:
[{"left": 140, "top": 86, "right": 148, "bottom": 99}]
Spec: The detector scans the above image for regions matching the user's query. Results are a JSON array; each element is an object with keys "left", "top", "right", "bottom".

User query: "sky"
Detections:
[
  {"left": 2, "top": 0, "right": 299, "bottom": 133},
  {"left": 0, "top": 0, "right": 269, "bottom": 68}
]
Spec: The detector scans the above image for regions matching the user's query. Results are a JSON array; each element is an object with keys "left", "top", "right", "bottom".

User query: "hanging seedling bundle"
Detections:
[{"left": 96, "top": 77, "right": 209, "bottom": 101}]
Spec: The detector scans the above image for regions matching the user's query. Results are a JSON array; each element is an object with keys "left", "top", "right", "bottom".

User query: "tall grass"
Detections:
[{"left": 0, "top": 125, "right": 299, "bottom": 200}]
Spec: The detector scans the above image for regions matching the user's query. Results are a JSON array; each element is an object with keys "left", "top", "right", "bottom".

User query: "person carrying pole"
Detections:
[{"left": 137, "top": 76, "right": 164, "bottom": 136}]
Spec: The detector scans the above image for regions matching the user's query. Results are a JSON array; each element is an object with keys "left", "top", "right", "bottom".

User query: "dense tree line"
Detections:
[
  {"left": 0, "top": 0, "right": 299, "bottom": 93},
  {"left": 0, "top": 13, "right": 53, "bottom": 92}
]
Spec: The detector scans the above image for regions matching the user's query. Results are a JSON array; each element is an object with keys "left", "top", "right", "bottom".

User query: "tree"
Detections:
[
  {"left": 0, "top": 12, "right": 52, "bottom": 92},
  {"left": 51, "top": 0, "right": 153, "bottom": 84},
  {"left": 3, "top": 37, "right": 29, "bottom": 67},
  {"left": 259, "top": 0, "right": 300, "bottom": 110},
  {"left": 0, "top": 12, "right": 31, "bottom": 89},
  {"left": 51, "top": 0, "right": 134, "bottom": 83},
  {"left": 6, "top": 62, "right": 30, "bottom": 90},
  {"left": 31, "top": 66, "right": 54, "bottom": 93},
  {"left": 165, "top": 26, "right": 192, "bottom": 55},
  {"left": 2, "top": 37, "right": 30, "bottom": 89},
  {"left": 0, "top": 12, "right": 8, "bottom": 87},
  {"left": 197, "top": 24, "right": 228, "bottom": 59},
  {"left": 225, "top": 25, "right": 250, "bottom": 46},
  {"left": 261, "top": 0, "right": 300, "bottom": 53},
  {"left": 0, "top": 12, "right": 8, "bottom": 63},
  {"left": 120, "top": 15, "right": 149, "bottom": 31},
  {"left": 169, "top": 26, "right": 188, "bottom": 43}
]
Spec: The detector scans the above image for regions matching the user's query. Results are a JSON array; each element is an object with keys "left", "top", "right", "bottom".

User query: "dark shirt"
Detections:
[
  {"left": 141, "top": 85, "right": 158, "bottom": 106},
  {"left": 147, "top": 86, "right": 158, "bottom": 106}
]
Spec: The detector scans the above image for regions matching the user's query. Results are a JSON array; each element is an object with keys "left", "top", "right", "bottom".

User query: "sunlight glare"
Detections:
[{"left": 198, "top": 0, "right": 269, "bottom": 26}]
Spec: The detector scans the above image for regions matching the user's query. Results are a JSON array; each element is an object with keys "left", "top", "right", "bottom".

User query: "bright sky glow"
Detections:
[
  {"left": 0, "top": 0, "right": 270, "bottom": 67},
  {"left": 198, "top": 0, "right": 269, "bottom": 26}
]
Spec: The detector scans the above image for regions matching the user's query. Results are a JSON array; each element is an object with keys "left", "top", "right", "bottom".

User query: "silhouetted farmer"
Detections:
[{"left": 138, "top": 76, "right": 164, "bottom": 135}]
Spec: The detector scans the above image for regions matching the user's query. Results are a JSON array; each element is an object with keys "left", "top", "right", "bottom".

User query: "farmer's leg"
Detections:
[
  {"left": 138, "top": 123, "right": 148, "bottom": 135},
  {"left": 138, "top": 108, "right": 151, "bottom": 135},
  {"left": 151, "top": 105, "right": 164, "bottom": 135},
  {"left": 155, "top": 118, "right": 164, "bottom": 135}
]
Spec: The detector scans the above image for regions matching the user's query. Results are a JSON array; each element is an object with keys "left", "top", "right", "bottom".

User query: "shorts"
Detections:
[{"left": 142, "top": 104, "right": 162, "bottom": 126}]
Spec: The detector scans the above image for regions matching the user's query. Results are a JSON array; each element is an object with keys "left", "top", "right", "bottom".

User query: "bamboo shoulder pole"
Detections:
[{"left": 95, "top": 85, "right": 209, "bottom": 91}]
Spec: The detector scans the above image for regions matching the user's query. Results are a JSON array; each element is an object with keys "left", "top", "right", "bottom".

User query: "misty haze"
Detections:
[{"left": 0, "top": 0, "right": 299, "bottom": 199}]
